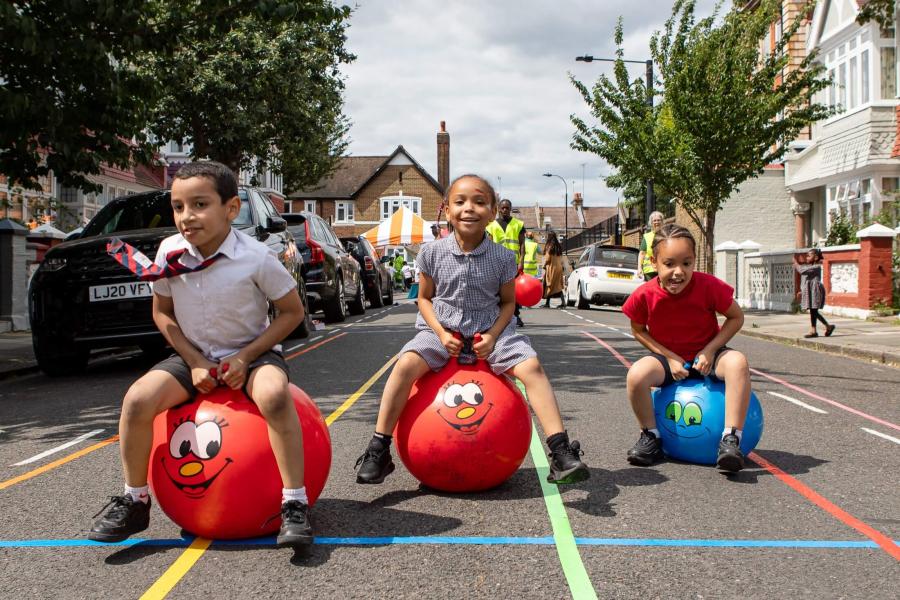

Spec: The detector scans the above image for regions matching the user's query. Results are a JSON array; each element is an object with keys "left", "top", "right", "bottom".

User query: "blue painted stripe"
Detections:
[{"left": 1, "top": 536, "right": 893, "bottom": 549}]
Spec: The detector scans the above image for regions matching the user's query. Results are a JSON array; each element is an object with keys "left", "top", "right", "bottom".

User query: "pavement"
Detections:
[{"left": 3, "top": 308, "right": 898, "bottom": 380}]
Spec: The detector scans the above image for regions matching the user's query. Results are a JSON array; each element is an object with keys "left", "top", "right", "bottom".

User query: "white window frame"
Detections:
[
  {"left": 822, "top": 26, "right": 896, "bottom": 120},
  {"left": 335, "top": 201, "right": 354, "bottom": 223},
  {"left": 380, "top": 195, "right": 422, "bottom": 220},
  {"left": 304, "top": 200, "right": 316, "bottom": 214}
]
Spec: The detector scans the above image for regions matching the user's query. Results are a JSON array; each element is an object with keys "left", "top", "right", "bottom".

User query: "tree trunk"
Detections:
[{"left": 703, "top": 208, "right": 716, "bottom": 275}]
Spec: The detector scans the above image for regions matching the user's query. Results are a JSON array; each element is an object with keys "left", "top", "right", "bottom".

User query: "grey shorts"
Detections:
[
  {"left": 651, "top": 346, "right": 732, "bottom": 387},
  {"left": 400, "top": 321, "right": 537, "bottom": 375},
  {"left": 151, "top": 350, "right": 289, "bottom": 397}
]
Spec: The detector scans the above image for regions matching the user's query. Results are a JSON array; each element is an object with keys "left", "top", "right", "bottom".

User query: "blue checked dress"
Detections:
[{"left": 401, "top": 234, "right": 537, "bottom": 374}]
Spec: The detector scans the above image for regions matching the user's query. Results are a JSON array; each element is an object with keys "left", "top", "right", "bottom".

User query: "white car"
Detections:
[{"left": 564, "top": 244, "right": 642, "bottom": 309}]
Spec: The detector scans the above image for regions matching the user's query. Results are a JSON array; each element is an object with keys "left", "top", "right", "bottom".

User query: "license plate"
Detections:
[
  {"left": 607, "top": 272, "right": 632, "bottom": 279},
  {"left": 89, "top": 282, "right": 153, "bottom": 302}
]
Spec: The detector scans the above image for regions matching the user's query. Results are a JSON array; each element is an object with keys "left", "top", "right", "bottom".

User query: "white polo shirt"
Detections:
[{"left": 152, "top": 228, "right": 297, "bottom": 361}]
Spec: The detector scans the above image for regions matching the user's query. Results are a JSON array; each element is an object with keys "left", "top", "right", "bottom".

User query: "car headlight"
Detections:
[{"left": 41, "top": 257, "right": 67, "bottom": 272}]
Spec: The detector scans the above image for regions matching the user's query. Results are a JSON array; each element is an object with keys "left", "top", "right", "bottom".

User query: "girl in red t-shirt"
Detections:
[{"left": 621, "top": 224, "right": 751, "bottom": 472}]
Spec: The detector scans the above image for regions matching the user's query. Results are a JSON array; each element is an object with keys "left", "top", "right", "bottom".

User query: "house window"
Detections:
[
  {"left": 58, "top": 186, "right": 79, "bottom": 203},
  {"left": 380, "top": 196, "right": 422, "bottom": 219},
  {"left": 335, "top": 201, "right": 354, "bottom": 223},
  {"left": 824, "top": 31, "right": 892, "bottom": 113},
  {"left": 304, "top": 200, "right": 316, "bottom": 214},
  {"left": 861, "top": 50, "right": 870, "bottom": 103},
  {"left": 283, "top": 200, "right": 293, "bottom": 213}
]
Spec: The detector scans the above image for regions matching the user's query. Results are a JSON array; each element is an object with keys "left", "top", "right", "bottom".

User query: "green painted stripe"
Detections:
[{"left": 517, "top": 381, "right": 598, "bottom": 600}]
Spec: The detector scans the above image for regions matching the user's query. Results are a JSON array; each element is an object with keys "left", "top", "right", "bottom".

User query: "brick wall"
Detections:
[{"left": 353, "top": 165, "right": 443, "bottom": 223}]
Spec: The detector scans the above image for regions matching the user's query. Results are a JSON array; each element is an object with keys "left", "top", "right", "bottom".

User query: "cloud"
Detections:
[{"left": 341, "top": 0, "right": 717, "bottom": 206}]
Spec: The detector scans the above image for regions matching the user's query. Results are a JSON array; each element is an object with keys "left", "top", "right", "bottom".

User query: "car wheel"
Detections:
[
  {"left": 348, "top": 278, "right": 366, "bottom": 315},
  {"left": 291, "top": 278, "right": 313, "bottom": 339},
  {"left": 383, "top": 276, "right": 394, "bottom": 305},
  {"left": 369, "top": 278, "right": 385, "bottom": 308},
  {"left": 33, "top": 334, "right": 89, "bottom": 377},
  {"left": 323, "top": 278, "right": 347, "bottom": 323},
  {"left": 577, "top": 283, "right": 590, "bottom": 310}
]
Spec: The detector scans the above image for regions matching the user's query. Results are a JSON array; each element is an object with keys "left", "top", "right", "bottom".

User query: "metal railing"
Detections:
[{"left": 562, "top": 214, "right": 641, "bottom": 252}]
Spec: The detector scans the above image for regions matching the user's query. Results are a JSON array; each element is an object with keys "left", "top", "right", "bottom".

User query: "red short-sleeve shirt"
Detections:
[{"left": 622, "top": 271, "right": 735, "bottom": 362}]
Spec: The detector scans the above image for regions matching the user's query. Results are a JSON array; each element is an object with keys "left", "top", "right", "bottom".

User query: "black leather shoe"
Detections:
[
  {"left": 88, "top": 495, "right": 151, "bottom": 542},
  {"left": 627, "top": 430, "right": 663, "bottom": 466},
  {"left": 547, "top": 440, "right": 589, "bottom": 484},
  {"left": 354, "top": 444, "right": 395, "bottom": 484},
  {"left": 276, "top": 500, "right": 313, "bottom": 547},
  {"left": 716, "top": 433, "right": 745, "bottom": 472}
]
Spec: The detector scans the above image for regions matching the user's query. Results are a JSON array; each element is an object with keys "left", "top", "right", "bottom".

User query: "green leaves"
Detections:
[{"left": 571, "top": 0, "right": 832, "bottom": 270}]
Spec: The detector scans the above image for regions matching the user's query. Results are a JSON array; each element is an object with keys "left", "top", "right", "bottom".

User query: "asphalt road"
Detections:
[{"left": 1, "top": 298, "right": 898, "bottom": 599}]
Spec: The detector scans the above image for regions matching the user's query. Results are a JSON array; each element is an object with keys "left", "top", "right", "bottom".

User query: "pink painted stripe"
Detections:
[
  {"left": 749, "top": 368, "right": 900, "bottom": 433},
  {"left": 582, "top": 331, "right": 632, "bottom": 368}
]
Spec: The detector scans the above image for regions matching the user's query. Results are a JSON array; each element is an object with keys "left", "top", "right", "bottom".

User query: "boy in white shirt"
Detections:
[{"left": 89, "top": 161, "right": 312, "bottom": 548}]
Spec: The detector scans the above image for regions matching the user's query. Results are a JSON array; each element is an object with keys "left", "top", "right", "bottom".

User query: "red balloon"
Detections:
[
  {"left": 515, "top": 274, "right": 543, "bottom": 307},
  {"left": 149, "top": 384, "right": 331, "bottom": 539},
  {"left": 395, "top": 359, "right": 532, "bottom": 492}
]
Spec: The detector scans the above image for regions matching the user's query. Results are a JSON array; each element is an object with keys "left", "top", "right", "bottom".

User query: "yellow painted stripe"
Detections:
[
  {"left": 0, "top": 435, "right": 119, "bottom": 491},
  {"left": 139, "top": 352, "right": 399, "bottom": 598},
  {"left": 138, "top": 537, "right": 212, "bottom": 600},
  {"left": 325, "top": 354, "right": 399, "bottom": 426}
]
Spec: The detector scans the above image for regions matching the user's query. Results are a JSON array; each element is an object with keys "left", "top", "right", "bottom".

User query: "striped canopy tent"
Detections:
[{"left": 362, "top": 205, "right": 435, "bottom": 247}]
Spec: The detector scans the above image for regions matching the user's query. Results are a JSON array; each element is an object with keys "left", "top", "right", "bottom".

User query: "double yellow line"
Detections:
[{"left": 139, "top": 353, "right": 399, "bottom": 600}]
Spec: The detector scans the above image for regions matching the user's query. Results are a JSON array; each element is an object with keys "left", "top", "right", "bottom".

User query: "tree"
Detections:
[
  {"left": 571, "top": 0, "right": 833, "bottom": 272},
  {"left": 140, "top": 2, "right": 353, "bottom": 192},
  {"left": 856, "top": 0, "right": 895, "bottom": 27},
  {"left": 0, "top": 1, "right": 349, "bottom": 194}
]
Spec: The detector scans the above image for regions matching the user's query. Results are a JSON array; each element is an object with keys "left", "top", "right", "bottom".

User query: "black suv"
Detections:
[
  {"left": 29, "top": 187, "right": 312, "bottom": 376},
  {"left": 340, "top": 235, "right": 393, "bottom": 308},
  {"left": 283, "top": 212, "right": 364, "bottom": 323}
]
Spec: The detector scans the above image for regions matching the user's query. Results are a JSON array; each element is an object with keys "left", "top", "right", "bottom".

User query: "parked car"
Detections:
[
  {"left": 339, "top": 235, "right": 394, "bottom": 307},
  {"left": 28, "top": 187, "right": 312, "bottom": 376},
  {"left": 282, "top": 212, "right": 364, "bottom": 323},
  {"left": 563, "top": 244, "right": 642, "bottom": 309}
]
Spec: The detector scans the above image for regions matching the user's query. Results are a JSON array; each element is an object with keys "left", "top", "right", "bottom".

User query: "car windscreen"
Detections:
[
  {"left": 83, "top": 192, "right": 175, "bottom": 236},
  {"left": 590, "top": 249, "right": 638, "bottom": 269},
  {"left": 82, "top": 191, "right": 252, "bottom": 236}
]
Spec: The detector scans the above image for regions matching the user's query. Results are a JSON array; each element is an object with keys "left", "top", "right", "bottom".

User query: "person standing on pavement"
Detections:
[
  {"left": 401, "top": 261, "right": 414, "bottom": 290},
  {"left": 523, "top": 231, "right": 540, "bottom": 277},
  {"left": 793, "top": 248, "right": 835, "bottom": 338},
  {"left": 354, "top": 174, "right": 589, "bottom": 486},
  {"left": 636, "top": 211, "right": 665, "bottom": 282},
  {"left": 88, "top": 161, "right": 313, "bottom": 548},
  {"left": 487, "top": 198, "right": 526, "bottom": 327},
  {"left": 542, "top": 231, "right": 565, "bottom": 308},
  {"left": 622, "top": 224, "right": 752, "bottom": 473}
]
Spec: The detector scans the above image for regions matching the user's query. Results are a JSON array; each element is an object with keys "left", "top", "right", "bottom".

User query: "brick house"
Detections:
[{"left": 287, "top": 126, "right": 449, "bottom": 238}]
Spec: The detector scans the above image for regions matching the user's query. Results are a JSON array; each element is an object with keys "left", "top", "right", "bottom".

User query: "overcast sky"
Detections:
[{"left": 341, "top": 0, "right": 718, "bottom": 208}]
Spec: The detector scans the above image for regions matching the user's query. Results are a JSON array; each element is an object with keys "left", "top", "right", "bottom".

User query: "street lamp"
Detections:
[
  {"left": 542, "top": 173, "right": 568, "bottom": 254},
  {"left": 575, "top": 55, "right": 656, "bottom": 223}
]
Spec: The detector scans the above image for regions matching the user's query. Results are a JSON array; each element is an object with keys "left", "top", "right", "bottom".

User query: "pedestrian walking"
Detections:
[
  {"left": 354, "top": 174, "right": 588, "bottom": 486},
  {"left": 793, "top": 248, "right": 835, "bottom": 338},
  {"left": 401, "top": 261, "right": 414, "bottom": 290},
  {"left": 487, "top": 198, "right": 526, "bottom": 327},
  {"left": 542, "top": 231, "right": 565, "bottom": 308},
  {"left": 636, "top": 211, "right": 665, "bottom": 282}
]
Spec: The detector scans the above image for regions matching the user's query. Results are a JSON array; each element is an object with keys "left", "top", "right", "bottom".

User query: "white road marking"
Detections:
[
  {"left": 13, "top": 429, "right": 105, "bottom": 466},
  {"left": 766, "top": 391, "right": 828, "bottom": 414},
  {"left": 861, "top": 427, "right": 900, "bottom": 445}
]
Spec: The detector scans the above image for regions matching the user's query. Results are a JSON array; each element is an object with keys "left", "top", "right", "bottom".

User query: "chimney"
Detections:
[
  {"left": 572, "top": 192, "right": 583, "bottom": 209},
  {"left": 437, "top": 121, "right": 450, "bottom": 192}
]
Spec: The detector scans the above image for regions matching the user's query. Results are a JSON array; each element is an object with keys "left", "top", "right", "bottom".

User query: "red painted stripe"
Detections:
[
  {"left": 749, "top": 452, "right": 900, "bottom": 561},
  {"left": 582, "top": 331, "right": 632, "bottom": 368},
  {"left": 749, "top": 368, "right": 900, "bottom": 433},
  {"left": 285, "top": 332, "right": 347, "bottom": 360}
]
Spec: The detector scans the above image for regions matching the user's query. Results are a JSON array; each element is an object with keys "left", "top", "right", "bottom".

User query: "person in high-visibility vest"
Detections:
[
  {"left": 636, "top": 211, "right": 665, "bottom": 282},
  {"left": 523, "top": 232, "right": 540, "bottom": 277},
  {"left": 487, "top": 198, "right": 526, "bottom": 326}
]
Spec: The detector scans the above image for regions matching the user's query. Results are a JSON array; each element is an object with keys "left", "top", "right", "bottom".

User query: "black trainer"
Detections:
[
  {"left": 627, "top": 429, "right": 663, "bottom": 466},
  {"left": 88, "top": 495, "right": 151, "bottom": 542},
  {"left": 355, "top": 443, "right": 395, "bottom": 484},
  {"left": 547, "top": 440, "right": 589, "bottom": 484},
  {"left": 276, "top": 500, "right": 313, "bottom": 547},
  {"left": 716, "top": 433, "right": 745, "bottom": 472}
]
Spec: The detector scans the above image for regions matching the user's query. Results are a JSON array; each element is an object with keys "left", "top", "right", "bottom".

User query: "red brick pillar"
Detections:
[{"left": 856, "top": 223, "right": 895, "bottom": 309}]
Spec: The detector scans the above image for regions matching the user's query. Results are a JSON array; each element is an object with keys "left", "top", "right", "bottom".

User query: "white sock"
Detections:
[
  {"left": 125, "top": 484, "right": 150, "bottom": 504},
  {"left": 647, "top": 428, "right": 660, "bottom": 438},
  {"left": 282, "top": 487, "right": 308, "bottom": 505},
  {"left": 722, "top": 428, "right": 743, "bottom": 443}
]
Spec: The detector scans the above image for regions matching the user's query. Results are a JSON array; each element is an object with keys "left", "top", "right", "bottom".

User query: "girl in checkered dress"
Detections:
[{"left": 355, "top": 174, "right": 589, "bottom": 485}]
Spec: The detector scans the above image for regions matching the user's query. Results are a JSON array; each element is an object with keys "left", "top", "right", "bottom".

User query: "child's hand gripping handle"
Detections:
[{"left": 208, "top": 362, "right": 230, "bottom": 386}]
